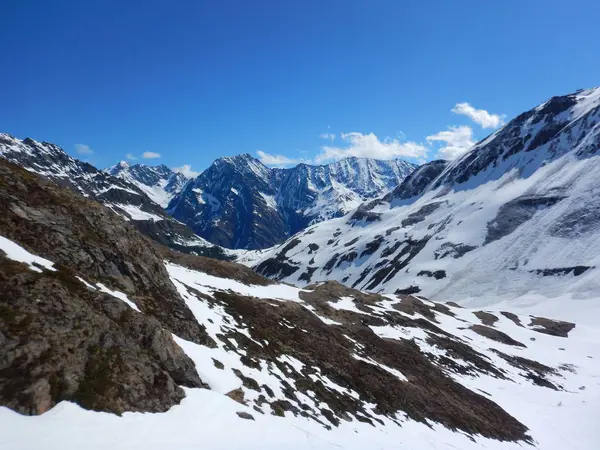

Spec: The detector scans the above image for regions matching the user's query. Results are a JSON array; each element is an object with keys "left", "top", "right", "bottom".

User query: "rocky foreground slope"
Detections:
[
  {"left": 254, "top": 88, "right": 600, "bottom": 305},
  {"left": 1, "top": 155, "right": 598, "bottom": 450}
]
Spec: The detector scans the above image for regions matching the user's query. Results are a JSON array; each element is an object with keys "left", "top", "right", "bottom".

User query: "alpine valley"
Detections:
[{"left": 1, "top": 87, "right": 600, "bottom": 450}]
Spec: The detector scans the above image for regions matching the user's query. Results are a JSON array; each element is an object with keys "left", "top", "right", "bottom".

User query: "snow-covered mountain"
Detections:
[
  {"left": 107, "top": 161, "right": 190, "bottom": 207},
  {"left": 0, "top": 133, "right": 230, "bottom": 260},
  {"left": 167, "top": 155, "right": 416, "bottom": 249},
  {"left": 2, "top": 155, "right": 598, "bottom": 450},
  {"left": 254, "top": 87, "right": 600, "bottom": 306}
]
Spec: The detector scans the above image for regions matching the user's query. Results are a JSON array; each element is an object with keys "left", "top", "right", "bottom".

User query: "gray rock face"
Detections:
[
  {"left": 386, "top": 160, "right": 448, "bottom": 202},
  {"left": 485, "top": 195, "right": 565, "bottom": 244}
]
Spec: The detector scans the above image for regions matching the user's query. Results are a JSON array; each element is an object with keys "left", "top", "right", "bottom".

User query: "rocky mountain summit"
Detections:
[
  {"left": 1, "top": 157, "right": 597, "bottom": 450},
  {"left": 107, "top": 161, "right": 190, "bottom": 207},
  {"left": 254, "top": 88, "right": 600, "bottom": 303},
  {"left": 167, "top": 154, "right": 416, "bottom": 249}
]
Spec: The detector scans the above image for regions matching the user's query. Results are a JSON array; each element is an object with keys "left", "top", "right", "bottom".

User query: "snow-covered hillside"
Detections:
[
  {"left": 2, "top": 232, "right": 598, "bottom": 450},
  {"left": 254, "top": 88, "right": 600, "bottom": 306},
  {"left": 167, "top": 154, "right": 416, "bottom": 249},
  {"left": 107, "top": 161, "right": 190, "bottom": 207}
]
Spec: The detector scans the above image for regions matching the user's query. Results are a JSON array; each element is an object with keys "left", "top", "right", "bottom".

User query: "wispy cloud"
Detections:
[
  {"left": 319, "top": 133, "right": 335, "bottom": 141},
  {"left": 142, "top": 151, "right": 161, "bottom": 159},
  {"left": 256, "top": 150, "right": 306, "bottom": 166},
  {"left": 173, "top": 164, "right": 200, "bottom": 178},
  {"left": 451, "top": 103, "right": 505, "bottom": 129},
  {"left": 74, "top": 144, "right": 93, "bottom": 155},
  {"left": 315, "top": 132, "right": 428, "bottom": 163},
  {"left": 126, "top": 153, "right": 138, "bottom": 160},
  {"left": 427, "top": 125, "right": 475, "bottom": 160}
]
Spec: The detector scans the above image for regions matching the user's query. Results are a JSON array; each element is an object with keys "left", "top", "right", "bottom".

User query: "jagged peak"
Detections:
[{"left": 215, "top": 153, "right": 259, "bottom": 165}]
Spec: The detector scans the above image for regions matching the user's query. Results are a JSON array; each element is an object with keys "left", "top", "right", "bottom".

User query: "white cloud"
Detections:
[
  {"left": 142, "top": 151, "right": 161, "bottom": 159},
  {"left": 256, "top": 150, "right": 305, "bottom": 166},
  {"left": 74, "top": 144, "right": 93, "bottom": 155},
  {"left": 315, "top": 132, "right": 428, "bottom": 163},
  {"left": 319, "top": 133, "right": 335, "bottom": 141},
  {"left": 427, "top": 125, "right": 475, "bottom": 160},
  {"left": 451, "top": 102, "right": 505, "bottom": 129},
  {"left": 126, "top": 153, "right": 138, "bottom": 160},
  {"left": 173, "top": 164, "right": 200, "bottom": 178}
]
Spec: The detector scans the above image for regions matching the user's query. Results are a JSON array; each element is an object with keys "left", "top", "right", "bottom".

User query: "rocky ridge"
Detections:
[{"left": 0, "top": 133, "right": 231, "bottom": 260}]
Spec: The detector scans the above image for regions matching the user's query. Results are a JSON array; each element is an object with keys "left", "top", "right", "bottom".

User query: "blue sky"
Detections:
[{"left": 2, "top": 0, "right": 599, "bottom": 175}]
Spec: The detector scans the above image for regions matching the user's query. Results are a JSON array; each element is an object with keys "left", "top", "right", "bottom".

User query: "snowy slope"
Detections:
[
  {"left": 254, "top": 87, "right": 600, "bottom": 305},
  {"left": 168, "top": 154, "right": 416, "bottom": 249},
  {"left": 1, "top": 233, "right": 599, "bottom": 450},
  {"left": 107, "top": 161, "right": 190, "bottom": 207}
]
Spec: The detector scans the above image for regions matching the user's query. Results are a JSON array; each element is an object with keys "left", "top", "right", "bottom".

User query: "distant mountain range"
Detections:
[
  {"left": 166, "top": 155, "right": 416, "bottom": 249},
  {"left": 0, "top": 132, "right": 416, "bottom": 253},
  {"left": 254, "top": 87, "right": 600, "bottom": 303}
]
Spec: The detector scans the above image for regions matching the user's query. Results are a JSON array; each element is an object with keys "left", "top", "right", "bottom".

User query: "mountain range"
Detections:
[
  {"left": 0, "top": 132, "right": 416, "bottom": 254},
  {"left": 254, "top": 87, "right": 600, "bottom": 306},
  {"left": 110, "top": 154, "right": 415, "bottom": 250}
]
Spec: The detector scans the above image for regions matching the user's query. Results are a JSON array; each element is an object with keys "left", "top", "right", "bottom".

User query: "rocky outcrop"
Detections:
[{"left": 0, "top": 158, "right": 211, "bottom": 414}]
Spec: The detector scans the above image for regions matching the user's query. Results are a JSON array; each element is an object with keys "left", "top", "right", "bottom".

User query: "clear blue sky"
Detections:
[{"left": 1, "top": 0, "right": 598, "bottom": 174}]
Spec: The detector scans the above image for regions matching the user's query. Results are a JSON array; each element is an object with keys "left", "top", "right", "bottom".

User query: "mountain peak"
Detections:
[
  {"left": 216, "top": 153, "right": 259, "bottom": 165},
  {"left": 169, "top": 155, "right": 416, "bottom": 249}
]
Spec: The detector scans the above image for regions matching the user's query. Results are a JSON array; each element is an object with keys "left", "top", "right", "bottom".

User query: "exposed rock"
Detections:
[
  {"left": 0, "top": 159, "right": 210, "bottom": 415},
  {"left": 395, "top": 285, "right": 422, "bottom": 295},
  {"left": 530, "top": 266, "right": 593, "bottom": 277},
  {"left": 474, "top": 311, "right": 499, "bottom": 326},
  {"left": 470, "top": 325, "right": 526, "bottom": 348},
  {"left": 401, "top": 202, "right": 443, "bottom": 227},
  {"left": 417, "top": 270, "right": 447, "bottom": 280},
  {"left": 434, "top": 242, "right": 477, "bottom": 260},
  {"left": 485, "top": 195, "right": 564, "bottom": 245},
  {"left": 529, "top": 317, "right": 576, "bottom": 338},
  {"left": 227, "top": 388, "right": 246, "bottom": 404},
  {"left": 0, "top": 257, "right": 205, "bottom": 415}
]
